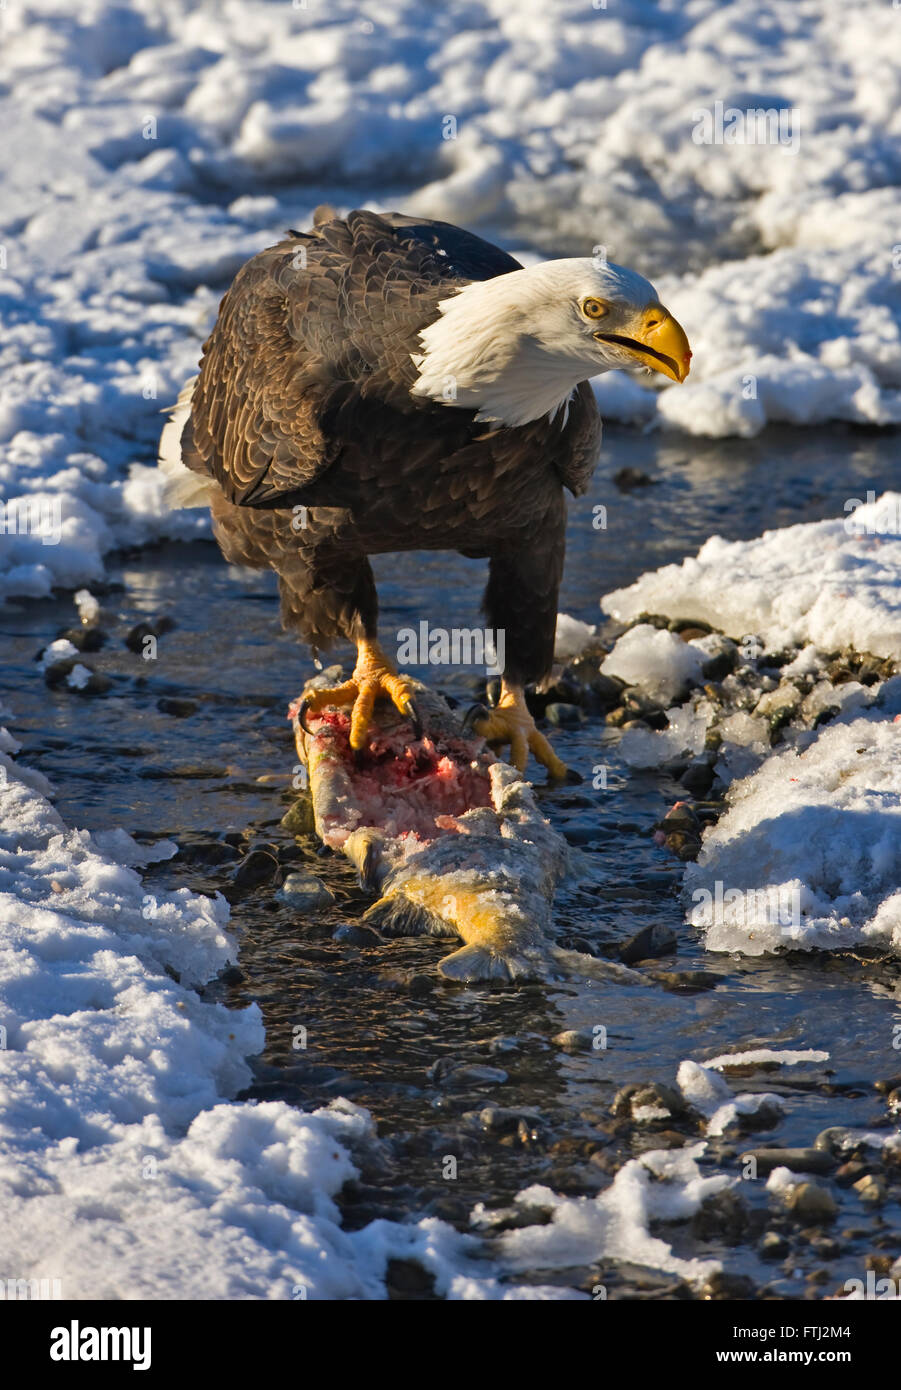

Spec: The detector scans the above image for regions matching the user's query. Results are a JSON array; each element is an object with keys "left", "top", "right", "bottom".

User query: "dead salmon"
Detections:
[{"left": 290, "top": 676, "right": 646, "bottom": 986}]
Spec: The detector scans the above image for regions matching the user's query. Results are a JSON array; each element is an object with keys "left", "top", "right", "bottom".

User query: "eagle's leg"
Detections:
[
  {"left": 468, "top": 682, "right": 568, "bottom": 781},
  {"left": 278, "top": 545, "right": 419, "bottom": 749},
  {"left": 299, "top": 638, "right": 421, "bottom": 750},
  {"left": 471, "top": 527, "right": 572, "bottom": 780}
]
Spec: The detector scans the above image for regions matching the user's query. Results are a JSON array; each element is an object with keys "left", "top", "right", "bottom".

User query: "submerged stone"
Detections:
[{"left": 278, "top": 871, "right": 335, "bottom": 910}]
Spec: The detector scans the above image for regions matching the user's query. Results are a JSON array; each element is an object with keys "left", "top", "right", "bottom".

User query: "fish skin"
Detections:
[
  {"left": 356, "top": 761, "right": 565, "bottom": 981},
  {"left": 290, "top": 678, "right": 649, "bottom": 987}
]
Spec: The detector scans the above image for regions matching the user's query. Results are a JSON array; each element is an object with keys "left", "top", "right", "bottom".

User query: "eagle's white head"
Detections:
[{"left": 410, "top": 257, "right": 691, "bottom": 428}]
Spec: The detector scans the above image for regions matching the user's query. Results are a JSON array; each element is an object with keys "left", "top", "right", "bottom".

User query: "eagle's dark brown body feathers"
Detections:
[{"left": 181, "top": 209, "right": 601, "bottom": 685}]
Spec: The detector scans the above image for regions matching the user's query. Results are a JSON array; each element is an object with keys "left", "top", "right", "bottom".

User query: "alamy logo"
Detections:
[
  {"left": 842, "top": 1272, "right": 900, "bottom": 1300},
  {"left": 1, "top": 1276, "right": 62, "bottom": 1299},
  {"left": 692, "top": 101, "right": 801, "bottom": 153},
  {"left": 397, "top": 622, "right": 505, "bottom": 675},
  {"left": 844, "top": 491, "right": 901, "bottom": 536},
  {"left": 691, "top": 881, "right": 802, "bottom": 930},
  {"left": 0, "top": 496, "right": 62, "bottom": 545},
  {"left": 50, "top": 1321, "right": 151, "bottom": 1371}
]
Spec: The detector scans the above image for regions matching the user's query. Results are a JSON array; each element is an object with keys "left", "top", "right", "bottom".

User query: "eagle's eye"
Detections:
[{"left": 581, "top": 297, "right": 609, "bottom": 320}]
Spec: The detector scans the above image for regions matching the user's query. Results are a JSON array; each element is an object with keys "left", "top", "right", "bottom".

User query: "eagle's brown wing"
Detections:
[{"left": 182, "top": 210, "right": 522, "bottom": 507}]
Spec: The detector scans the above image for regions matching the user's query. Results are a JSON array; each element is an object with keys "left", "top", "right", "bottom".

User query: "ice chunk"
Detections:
[
  {"left": 39, "top": 638, "right": 79, "bottom": 671},
  {"left": 677, "top": 1060, "right": 783, "bottom": 1137},
  {"left": 73, "top": 589, "right": 101, "bottom": 624},
  {"left": 498, "top": 1142, "right": 728, "bottom": 1286},
  {"left": 618, "top": 699, "right": 713, "bottom": 767},
  {"left": 554, "top": 613, "right": 596, "bottom": 662},
  {"left": 602, "top": 625, "right": 706, "bottom": 705}
]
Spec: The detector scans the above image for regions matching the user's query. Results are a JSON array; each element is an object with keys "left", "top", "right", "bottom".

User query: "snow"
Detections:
[
  {"left": 601, "top": 624, "right": 707, "bottom": 704},
  {"left": 603, "top": 493, "right": 901, "bottom": 661},
  {"left": 617, "top": 700, "right": 713, "bottom": 768},
  {"left": 602, "top": 495, "right": 901, "bottom": 959},
  {"left": 497, "top": 1142, "right": 728, "bottom": 1287},
  {"left": 704, "top": 1048, "right": 830, "bottom": 1070},
  {"left": 2, "top": 0, "right": 901, "bottom": 1297},
  {"left": 1, "top": 0, "right": 900, "bottom": 602},
  {"left": 554, "top": 613, "right": 596, "bottom": 662},
  {"left": 686, "top": 710, "right": 901, "bottom": 956},
  {"left": 73, "top": 589, "right": 101, "bottom": 625},
  {"left": 676, "top": 1060, "right": 783, "bottom": 1138},
  {"left": 38, "top": 639, "right": 80, "bottom": 673},
  {"left": 765, "top": 1167, "right": 803, "bottom": 1196}
]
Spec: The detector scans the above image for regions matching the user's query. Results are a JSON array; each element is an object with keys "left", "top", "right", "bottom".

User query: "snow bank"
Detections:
[
  {"left": 685, "top": 710, "right": 901, "bottom": 956},
  {"left": 1, "top": 3, "right": 900, "bottom": 605},
  {"left": 603, "top": 493, "right": 901, "bottom": 661},
  {"left": 602, "top": 495, "right": 901, "bottom": 959},
  {"left": 0, "top": 721, "right": 561, "bottom": 1299}
]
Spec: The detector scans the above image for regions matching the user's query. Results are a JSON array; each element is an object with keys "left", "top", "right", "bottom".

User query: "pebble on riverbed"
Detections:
[
  {"left": 691, "top": 1188, "right": 749, "bottom": 1243},
  {"left": 57, "top": 624, "right": 106, "bottom": 653},
  {"left": 619, "top": 921, "right": 677, "bottom": 965},
  {"left": 124, "top": 615, "right": 176, "bottom": 653},
  {"left": 426, "top": 1059, "right": 509, "bottom": 1088},
  {"left": 610, "top": 1082, "right": 688, "bottom": 1124},
  {"left": 852, "top": 1173, "right": 887, "bottom": 1206},
  {"left": 157, "top": 697, "right": 198, "bottom": 717},
  {"left": 277, "top": 870, "right": 335, "bottom": 910},
  {"left": 648, "top": 968, "right": 720, "bottom": 992},
  {"left": 43, "top": 657, "right": 111, "bottom": 695},
  {"left": 544, "top": 701, "right": 584, "bottom": 728},
  {"left": 230, "top": 846, "right": 281, "bottom": 894},
  {"left": 280, "top": 797, "right": 316, "bottom": 836},
  {"left": 741, "top": 1147, "right": 837, "bottom": 1177},
  {"left": 654, "top": 801, "right": 703, "bottom": 861},
  {"left": 759, "top": 1230, "right": 790, "bottom": 1260},
  {"left": 781, "top": 1181, "right": 839, "bottom": 1223},
  {"left": 332, "top": 922, "right": 379, "bottom": 946}
]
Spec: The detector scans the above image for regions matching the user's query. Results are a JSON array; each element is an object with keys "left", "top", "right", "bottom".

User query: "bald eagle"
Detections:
[{"left": 159, "top": 209, "right": 690, "bottom": 778}]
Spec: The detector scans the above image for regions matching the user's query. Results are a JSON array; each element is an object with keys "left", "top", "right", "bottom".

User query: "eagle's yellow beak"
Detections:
[{"left": 595, "top": 305, "right": 691, "bottom": 383}]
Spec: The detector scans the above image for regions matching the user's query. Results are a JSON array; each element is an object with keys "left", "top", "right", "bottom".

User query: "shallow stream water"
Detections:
[{"left": 3, "top": 423, "right": 900, "bottom": 1297}]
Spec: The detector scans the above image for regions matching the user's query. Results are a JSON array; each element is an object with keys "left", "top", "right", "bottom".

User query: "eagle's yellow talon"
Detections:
[
  {"left": 301, "top": 680, "right": 358, "bottom": 712},
  {"left": 527, "top": 727, "right": 568, "bottom": 782},
  {"left": 472, "top": 682, "right": 570, "bottom": 781},
  {"left": 303, "top": 639, "right": 419, "bottom": 750}
]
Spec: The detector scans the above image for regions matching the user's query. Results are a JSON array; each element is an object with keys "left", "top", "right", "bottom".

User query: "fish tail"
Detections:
[
  {"left": 438, "top": 943, "right": 537, "bottom": 983},
  {"left": 549, "top": 946, "right": 651, "bottom": 987},
  {"left": 436, "top": 944, "right": 649, "bottom": 986}
]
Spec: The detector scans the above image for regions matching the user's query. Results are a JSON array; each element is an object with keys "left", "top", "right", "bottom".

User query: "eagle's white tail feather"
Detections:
[{"left": 158, "top": 377, "right": 216, "bottom": 509}]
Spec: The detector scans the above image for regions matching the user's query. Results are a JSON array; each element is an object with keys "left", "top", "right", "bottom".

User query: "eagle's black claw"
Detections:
[
  {"left": 462, "top": 702, "right": 490, "bottom": 737},
  {"left": 297, "top": 697, "right": 313, "bottom": 735},
  {"left": 544, "top": 762, "right": 583, "bottom": 786},
  {"left": 407, "top": 699, "right": 423, "bottom": 741}
]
